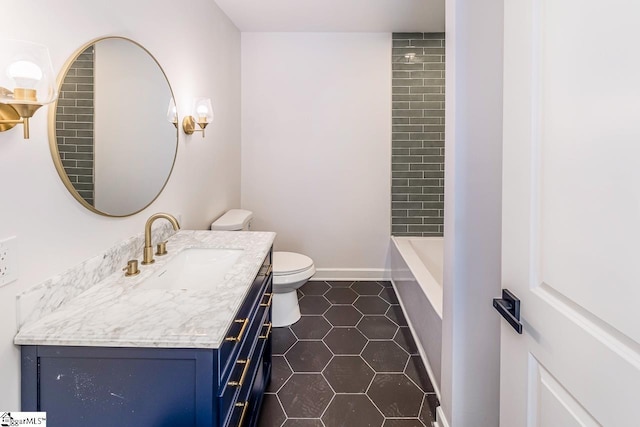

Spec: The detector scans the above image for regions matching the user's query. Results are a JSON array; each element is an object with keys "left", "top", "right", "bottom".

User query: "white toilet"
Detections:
[{"left": 211, "top": 209, "right": 315, "bottom": 327}]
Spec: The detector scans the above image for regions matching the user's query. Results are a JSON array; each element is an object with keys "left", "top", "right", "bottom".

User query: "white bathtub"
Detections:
[{"left": 390, "top": 236, "right": 443, "bottom": 396}]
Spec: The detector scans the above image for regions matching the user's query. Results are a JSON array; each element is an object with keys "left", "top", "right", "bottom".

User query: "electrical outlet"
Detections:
[{"left": 0, "top": 236, "right": 18, "bottom": 287}]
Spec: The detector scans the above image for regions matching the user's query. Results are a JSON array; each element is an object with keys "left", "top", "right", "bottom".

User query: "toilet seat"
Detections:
[
  {"left": 273, "top": 252, "right": 314, "bottom": 276},
  {"left": 273, "top": 267, "right": 315, "bottom": 286}
]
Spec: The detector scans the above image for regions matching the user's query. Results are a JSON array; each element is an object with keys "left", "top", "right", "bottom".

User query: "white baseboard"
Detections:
[
  {"left": 309, "top": 268, "right": 391, "bottom": 281},
  {"left": 434, "top": 406, "right": 449, "bottom": 427}
]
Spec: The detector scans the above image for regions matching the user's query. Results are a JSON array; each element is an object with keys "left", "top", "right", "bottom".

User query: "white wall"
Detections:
[
  {"left": 441, "top": 0, "right": 503, "bottom": 425},
  {"left": 0, "top": 0, "right": 241, "bottom": 408},
  {"left": 241, "top": 33, "right": 392, "bottom": 278}
]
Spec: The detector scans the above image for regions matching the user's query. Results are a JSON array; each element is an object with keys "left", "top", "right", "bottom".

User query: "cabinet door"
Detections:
[{"left": 25, "top": 347, "right": 215, "bottom": 427}]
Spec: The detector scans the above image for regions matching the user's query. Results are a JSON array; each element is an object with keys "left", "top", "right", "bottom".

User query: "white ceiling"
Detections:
[{"left": 213, "top": 0, "right": 445, "bottom": 33}]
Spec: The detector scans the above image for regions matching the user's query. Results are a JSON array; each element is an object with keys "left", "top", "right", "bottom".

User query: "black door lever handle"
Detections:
[{"left": 493, "top": 289, "right": 523, "bottom": 334}]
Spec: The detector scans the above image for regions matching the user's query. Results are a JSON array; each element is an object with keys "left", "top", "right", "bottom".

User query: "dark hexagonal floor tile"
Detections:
[
  {"left": 383, "top": 419, "right": 426, "bottom": 427},
  {"left": 385, "top": 305, "right": 408, "bottom": 327},
  {"left": 291, "top": 316, "right": 332, "bottom": 340},
  {"left": 283, "top": 420, "right": 324, "bottom": 427},
  {"left": 299, "top": 281, "right": 330, "bottom": 296},
  {"left": 285, "top": 341, "right": 333, "bottom": 372},
  {"left": 323, "top": 356, "right": 375, "bottom": 393},
  {"left": 368, "top": 374, "right": 423, "bottom": 417},
  {"left": 351, "top": 281, "right": 383, "bottom": 296},
  {"left": 325, "top": 287, "right": 358, "bottom": 304},
  {"left": 257, "top": 393, "right": 286, "bottom": 427},
  {"left": 326, "top": 280, "right": 354, "bottom": 288},
  {"left": 267, "top": 356, "right": 293, "bottom": 393},
  {"left": 379, "top": 281, "right": 393, "bottom": 288},
  {"left": 278, "top": 373, "right": 334, "bottom": 418},
  {"left": 379, "top": 287, "right": 400, "bottom": 304},
  {"left": 324, "top": 305, "right": 363, "bottom": 327},
  {"left": 394, "top": 327, "right": 420, "bottom": 355},
  {"left": 323, "top": 327, "right": 368, "bottom": 355},
  {"left": 419, "top": 394, "right": 439, "bottom": 426},
  {"left": 405, "top": 356, "right": 434, "bottom": 393},
  {"left": 299, "top": 295, "right": 331, "bottom": 315},
  {"left": 259, "top": 280, "right": 441, "bottom": 427},
  {"left": 322, "top": 394, "right": 384, "bottom": 427},
  {"left": 357, "top": 316, "right": 398, "bottom": 339},
  {"left": 362, "top": 341, "right": 409, "bottom": 372},
  {"left": 272, "top": 327, "right": 297, "bottom": 355},
  {"left": 354, "top": 296, "right": 390, "bottom": 315}
]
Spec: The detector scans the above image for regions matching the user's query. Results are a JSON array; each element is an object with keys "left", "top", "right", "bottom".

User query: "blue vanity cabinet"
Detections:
[{"left": 21, "top": 252, "right": 273, "bottom": 427}]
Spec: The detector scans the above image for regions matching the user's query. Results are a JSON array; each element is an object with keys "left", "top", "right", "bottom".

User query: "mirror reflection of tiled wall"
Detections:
[
  {"left": 56, "top": 47, "right": 95, "bottom": 206},
  {"left": 391, "top": 33, "right": 445, "bottom": 237}
]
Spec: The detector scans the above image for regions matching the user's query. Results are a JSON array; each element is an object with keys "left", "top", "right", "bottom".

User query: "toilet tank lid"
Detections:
[{"left": 211, "top": 209, "right": 254, "bottom": 231}]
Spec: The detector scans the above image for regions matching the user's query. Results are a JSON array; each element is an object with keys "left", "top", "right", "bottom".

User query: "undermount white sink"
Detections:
[{"left": 137, "top": 248, "right": 244, "bottom": 291}]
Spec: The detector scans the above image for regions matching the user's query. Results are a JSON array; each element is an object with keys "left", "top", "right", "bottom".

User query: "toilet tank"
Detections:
[{"left": 211, "top": 209, "right": 253, "bottom": 231}]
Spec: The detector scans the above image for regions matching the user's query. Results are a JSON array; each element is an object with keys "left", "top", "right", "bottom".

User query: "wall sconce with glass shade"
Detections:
[
  {"left": 166, "top": 98, "right": 178, "bottom": 129},
  {"left": 182, "top": 97, "right": 213, "bottom": 138},
  {"left": 0, "top": 40, "right": 57, "bottom": 139}
]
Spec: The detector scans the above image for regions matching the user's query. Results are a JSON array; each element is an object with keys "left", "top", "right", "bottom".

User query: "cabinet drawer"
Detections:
[
  {"left": 223, "top": 325, "right": 270, "bottom": 427},
  {"left": 219, "top": 252, "right": 272, "bottom": 380},
  {"left": 225, "top": 395, "right": 251, "bottom": 427}
]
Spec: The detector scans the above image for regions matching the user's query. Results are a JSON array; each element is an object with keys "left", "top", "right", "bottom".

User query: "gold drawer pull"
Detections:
[
  {"left": 225, "top": 318, "right": 249, "bottom": 342},
  {"left": 260, "top": 293, "right": 274, "bottom": 308},
  {"left": 259, "top": 322, "right": 272, "bottom": 339},
  {"left": 259, "top": 265, "right": 272, "bottom": 277},
  {"left": 228, "top": 358, "right": 251, "bottom": 387},
  {"left": 258, "top": 264, "right": 273, "bottom": 277},
  {"left": 235, "top": 401, "right": 249, "bottom": 427}
]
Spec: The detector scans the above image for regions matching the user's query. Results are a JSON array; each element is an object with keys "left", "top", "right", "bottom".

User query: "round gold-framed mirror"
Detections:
[{"left": 48, "top": 36, "right": 178, "bottom": 217}]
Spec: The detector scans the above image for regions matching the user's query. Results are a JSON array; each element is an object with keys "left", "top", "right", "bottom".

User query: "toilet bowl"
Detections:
[
  {"left": 211, "top": 209, "right": 315, "bottom": 327},
  {"left": 272, "top": 251, "right": 316, "bottom": 327}
]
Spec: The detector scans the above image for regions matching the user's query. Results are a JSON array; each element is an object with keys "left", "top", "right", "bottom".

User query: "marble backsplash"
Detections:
[{"left": 16, "top": 222, "right": 176, "bottom": 330}]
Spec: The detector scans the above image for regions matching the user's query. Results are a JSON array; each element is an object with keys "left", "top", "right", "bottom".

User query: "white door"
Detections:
[{"left": 500, "top": 0, "right": 640, "bottom": 426}]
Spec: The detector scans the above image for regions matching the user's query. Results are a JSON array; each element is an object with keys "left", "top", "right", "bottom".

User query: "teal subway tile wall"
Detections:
[
  {"left": 392, "top": 33, "right": 445, "bottom": 237},
  {"left": 55, "top": 47, "right": 95, "bottom": 205}
]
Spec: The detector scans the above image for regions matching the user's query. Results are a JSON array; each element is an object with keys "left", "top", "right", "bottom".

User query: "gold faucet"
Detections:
[{"left": 142, "top": 213, "right": 181, "bottom": 265}]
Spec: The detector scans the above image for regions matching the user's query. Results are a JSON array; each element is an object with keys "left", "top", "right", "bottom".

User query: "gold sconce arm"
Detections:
[
  {"left": 182, "top": 115, "right": 210, "bottom": 138},
  {"left": 0, "top": 104, "right": 40, "bottom": 139},
  {"left": 0, "top": 89, "right": 45, "bottom": 140}
]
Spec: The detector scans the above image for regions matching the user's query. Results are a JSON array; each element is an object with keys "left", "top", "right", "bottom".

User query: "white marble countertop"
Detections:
[{"left": 14, "top": 230, "right": 275, "bottom": 349}]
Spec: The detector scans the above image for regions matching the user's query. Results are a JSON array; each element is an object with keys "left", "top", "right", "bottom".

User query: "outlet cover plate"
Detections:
[{"left": 0, "top": 236, "right": 18, "bottom": 287}]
